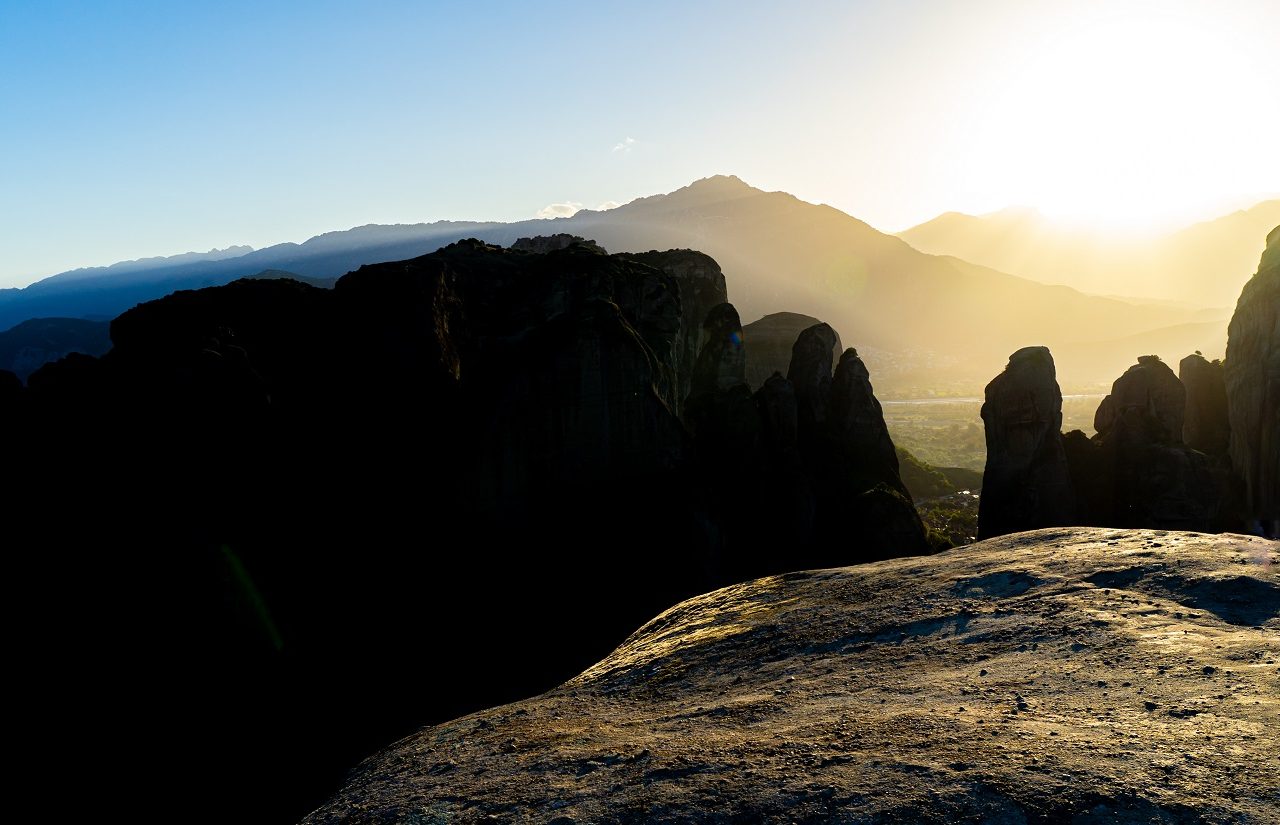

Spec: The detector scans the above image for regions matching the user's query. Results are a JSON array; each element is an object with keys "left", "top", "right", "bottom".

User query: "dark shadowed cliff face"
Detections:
[
  {"left": 0, "top": 240, "right": 734, "bottom": 823},
  {"left": 0, "top": 238, "right": 935, "bottom": 822},
  {"left": 1066, "top": 356, "right": 1221, "bottom": 531},
  {"left": 1093, "top": 355, "right": 1186, "bottom": 444},
  {"left": 615, "top": 248, "right": 727, "bottom": 414},
  {"left": 742, "top": 311, "right": 842, "bottom": 389},
  {"left": 305, "top": 529, "right": 1280, "bottom": 825},
  {"left": 785, "top": 326, "right": 929, "bottom": 564},
  {"left": 1225, "top": 225, "right": 1280, "bottom": 530},
  {"left": 1180, "top": 352, "right": 1230, "bottom": 457},
  {"left": 0, "top": 316, "right": 111, "bottom": 380},
  {"left": 978, "top": 346, "right": 1076, "bottom": 539},
  {"left": 680, "top": 311, "right": 927, "bottom": 581}
]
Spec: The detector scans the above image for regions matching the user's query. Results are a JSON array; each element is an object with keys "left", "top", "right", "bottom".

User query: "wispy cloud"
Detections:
[
  {"left": 596, "top": 201, "right": 619, "bottom": 211},
  {"left": 612, "top": 137, "right": 636, "bottom": 154},
  {"left": 536, "top": 202, "right": 583, "bottom": 219}
]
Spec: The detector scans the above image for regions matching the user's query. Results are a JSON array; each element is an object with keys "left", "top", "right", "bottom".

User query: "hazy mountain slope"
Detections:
[
  {"left": 1053, "top": 321, "right": 1229, "bottom": 389},
  {"left": 306, "top": 528, "right": 1280, "bottom": 824},
  {"left": 1159, "top": 202, "right": 1280, "bottom": 304},
  {"left": 562, "top": 178, "right": 1212, "bottom": 387},
  {"left": 2, "top": 176, "right": 1214, "bottom": 389},
  {"left": 897, "top": 200, "right": 1280, "bottom": 306}
]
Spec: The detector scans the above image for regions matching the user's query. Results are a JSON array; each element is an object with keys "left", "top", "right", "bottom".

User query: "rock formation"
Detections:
[
  {"left": 1069, "top": 355, "right": 1219, "bottom": 530},
  {"left": 687, "top": 302, "right": 748, "bottom": 399},
  {"left": 787, "top": 322, "right": 840, "bottom": 433},
  {"left": 1224, "top": 225, "right": 1280, "bottom": 533},
  {"left": 617, "top": 249, "right": 727, "bottom": 413},
  {"left": 1093, "top": 355, "right": 1186, "bottom": 443},
  {"left": 1179, "top": 353, "right": 1230, "bottom": 456},
  {"left": 0, "top": 239, "right": 733, "bottom": 822},
  {"left": 829, "top": 348, "right": 904, "bottom": 490},
  {"left": 977, "top": 346, "right": 1075, "bottom": 538},
  {"left": 743, "top": 311, "right": 842, "bottom": 389},
  {"left": 788, "top": 327, "right": 929, "bottom": 563},
  {"left": 0, "top": 238, "right": 942, "bottom": 821},
  {"left": 304, "top": 528, "right": 1280, "bottom": 825},
  {"left": 509, "top": 233, "right": 600, "bottom": 254},
  {"left": 679, "top": 315, "right": 926, "bottom": 578}
]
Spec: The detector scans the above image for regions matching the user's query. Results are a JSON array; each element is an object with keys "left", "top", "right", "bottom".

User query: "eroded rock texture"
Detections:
[
  {"left": 617, "top": 248, "right": 727, "bottom": 413},
  {"left": 1225, "top": 225, "right": 1280, "bottom": 531},
  {"left": 977, "top": 346, "right": 1075, "bottom": 539},
  {"left": 1094, "top": 355, "right": 1186, "bottom": 443},
  {"left": 306, "top": 529, "right": 1280, "bottom": 825}
]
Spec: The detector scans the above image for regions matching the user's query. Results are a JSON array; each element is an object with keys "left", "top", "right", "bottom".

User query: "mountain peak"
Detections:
[{"left": 688, "top": 174, "right": 752, "bottom": 191}]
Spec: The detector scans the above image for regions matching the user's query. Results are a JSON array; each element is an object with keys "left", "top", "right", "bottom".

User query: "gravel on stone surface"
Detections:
[{"left": 305, "top": 528, "right": 1280, "bottom": 824}]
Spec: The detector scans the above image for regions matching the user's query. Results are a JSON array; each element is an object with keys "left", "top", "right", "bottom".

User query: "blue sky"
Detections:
[{"left": 2, "top": 0, "right": 1277, "bottom": 286}]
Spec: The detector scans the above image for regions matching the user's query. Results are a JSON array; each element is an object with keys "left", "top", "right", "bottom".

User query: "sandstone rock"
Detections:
[
  {"left": 617, "top": 249, "right": 727, "bottom": 415},
  {"left": 686, "top": 320, "right": 925, "bottom": 576},
  {"left": 305, "top": 529, "right": 1280, "bottom": 825},
  {"left": 789, "top": 336, "right": 928, "bottom": 563},
  {"left": 743, "top": 312, "right": 842, "bottom": 390},
  {"left": 1071, "top": 355, "right": 1220, "bottom": 531},
  {"left": 977, "top": 346, "right": 1075, "bottom": 538},
  {"left": 1094, "top": 355, "right": 1185, "bottom": 443},
  {"left": 1179, "top": 353, "right": 1230, "bottom": 456},
  {"left": 787, "top": 322, "right": 839, "bottom": 433},
  {"left": 829, "top": 348, "right": 911, "bottom": 501},
  {"left": 509, "top": 234, "right": 601, "bottom": 254},
  {"left": 687, "top": 302, "right": 747, "bottom": 398},
  {"left": 1225, "top": 225, "right": 1280, "bottom": 531}
]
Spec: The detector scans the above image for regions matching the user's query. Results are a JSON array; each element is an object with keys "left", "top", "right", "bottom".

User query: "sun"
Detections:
[{"left": 959, "top": 4, "right": 1273, "bottom": 231}]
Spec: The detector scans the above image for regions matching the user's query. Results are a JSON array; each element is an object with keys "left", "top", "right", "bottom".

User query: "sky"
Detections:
[{"left": 1, "top": 0, "right": 1277, "bottom": 287}]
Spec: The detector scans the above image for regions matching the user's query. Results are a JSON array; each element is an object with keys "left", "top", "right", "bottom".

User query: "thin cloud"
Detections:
[
  {"left": 612, "top": 137, "right": 636, "bottom": 154},
  {"left": 536, "top": 202, "right": 583, "bottom": 219},
  {"left": 596, "top": 201, "right": 620, "bottom": 211}
]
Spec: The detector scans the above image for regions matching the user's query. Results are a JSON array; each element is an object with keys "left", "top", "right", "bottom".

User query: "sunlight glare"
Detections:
[{"left": 962, "top": 5, "right": 1269, "bottom": 231}]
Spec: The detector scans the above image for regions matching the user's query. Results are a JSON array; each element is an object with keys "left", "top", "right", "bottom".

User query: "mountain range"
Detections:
[
  {"left": 3, "top": 176, "right": 1257, "bottom": 392},
  {"left": 897, "top": 200, "right": 1280, "bottom": 307}
]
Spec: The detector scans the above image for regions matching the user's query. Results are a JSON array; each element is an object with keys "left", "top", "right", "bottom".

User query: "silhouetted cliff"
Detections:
[
  {"left": 978, "top": 346, "right": 1075, "bottom": 538},
  {"left": 0, "top": 237, "right": 920, "bottom": 821},
  {"left": 1225, "top": 225, "right": 1280, "bottom": 532}
]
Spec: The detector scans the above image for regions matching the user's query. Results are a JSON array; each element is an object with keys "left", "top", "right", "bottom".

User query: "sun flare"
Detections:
[{"left": 959, "top": 4, "right": 1273, "bottom": 231}]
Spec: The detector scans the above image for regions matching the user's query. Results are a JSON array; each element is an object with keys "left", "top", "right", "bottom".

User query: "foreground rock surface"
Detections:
[{"left": 306, "top": 528, "right": 1279, "bottom": 824}]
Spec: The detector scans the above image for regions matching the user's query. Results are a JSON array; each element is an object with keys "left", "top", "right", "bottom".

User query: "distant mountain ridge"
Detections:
[
  {"left": 0, "top": 176, "right": 1240, "bottom": 390},
  {"left": 897, "top": 200, "right": 1280, "bottom": 307},
  {"left": 33, "top": 245, "right": 254, "bottom": 286}
]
